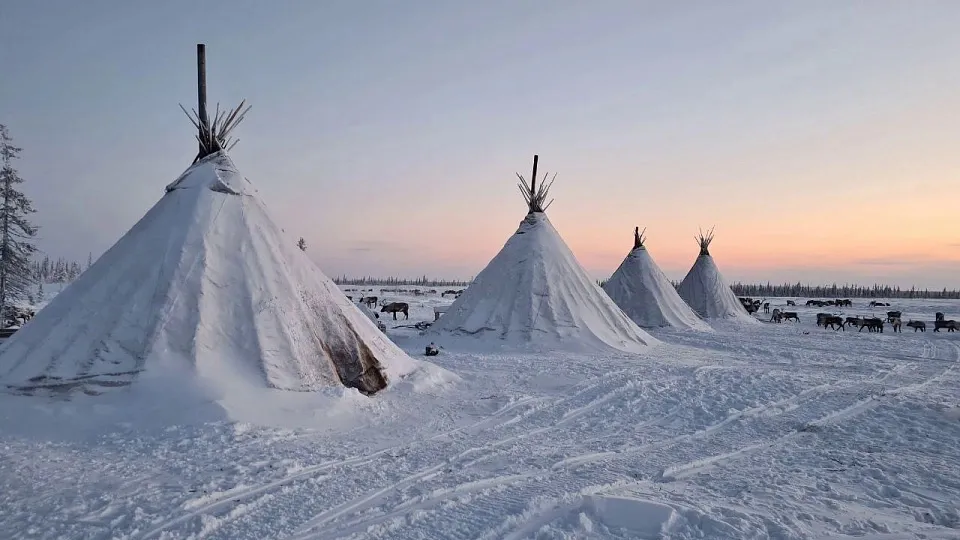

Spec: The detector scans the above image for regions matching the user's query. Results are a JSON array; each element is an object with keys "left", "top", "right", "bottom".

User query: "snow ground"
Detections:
[{"left": 1, "top": 292, "right": 959, "bottom": 539}]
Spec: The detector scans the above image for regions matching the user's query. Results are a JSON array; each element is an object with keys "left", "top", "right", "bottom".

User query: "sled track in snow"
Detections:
[
  {"left": 284, "top": 370, "right": 869, "bottom": 538},
  {"left": 119, "top": 340, "right": 960, "bottom": 540},
  {"left": 480, "top": 366, "right": 959, "bottom": 539},
  {"left": 147, "top": 370, "right": 657, "bottom": 539},
  {"left": 135, "top": 394, "right": 557, "bottom": 539}
]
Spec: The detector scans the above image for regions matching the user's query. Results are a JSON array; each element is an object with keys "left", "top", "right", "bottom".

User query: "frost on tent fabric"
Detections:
[
  {"left": 429, "top": 155, "right": 657, "bottom": 353},
  {"left": 603, "top": 227, "right": 712, "bottom": 331},
  {"left": 677, "top": 228, "right": 756, "bottom": 322},
  {"left": 0, "top": 45, "right": 425, "bottom": 398}
]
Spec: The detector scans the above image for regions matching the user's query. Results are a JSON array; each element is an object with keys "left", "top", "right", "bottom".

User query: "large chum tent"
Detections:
[
  {"left": 603, "top": 228, "right": 712, "bottom": 331},
  {"left": 0, "top": 45, "right": 425, "bottom": 398},
  {"left": 430, "top": 156, "right": 657, "bottom": 352},
  {"left": 677, "top": 228, "right": 755, "bottom": 322}
]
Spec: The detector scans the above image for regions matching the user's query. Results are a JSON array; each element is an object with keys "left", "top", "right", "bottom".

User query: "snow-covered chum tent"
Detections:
[
  {"left": 430, "top": 155, "right": 657, "bottom": 352},
  {"left": 603, "top": 228, "right": 712, "bottom": 331},
  {"left": 677, "top": 228, "right": 755, "bottom": 322},
  {"left": 0, "top": 45, "right": 428, "bottom": 399}
]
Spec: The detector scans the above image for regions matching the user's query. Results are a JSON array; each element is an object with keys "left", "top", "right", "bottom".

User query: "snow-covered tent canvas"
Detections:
[
  {"left": 430, "top": 156, "right": 657, "bottom": 352},
  {"left": 0, "top": 48, "right": 429, "bottom": 400},
  {"left": 603, "top": 228, "right": 712, "bottom": 331},
  {"left": 677, "top": 228, "right": 755, "bottom": 322}
]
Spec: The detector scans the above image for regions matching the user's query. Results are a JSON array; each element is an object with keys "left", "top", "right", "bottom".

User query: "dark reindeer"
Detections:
[
  {"left": 786, "top": 300, "right": 797, "bottom": 306},
  {"left": 906, "top": 320, "right": 926, "bottom": 332},
  {"left": 934, "top": 320, "right": 959, "bottom": 332},
  {"left": 381, "top": 302, "right": 410, "bottom": 320},
  {"left": 886, "top": 311, "right": 902, "bottom": 323},
  {"left": 822, "top": 315, "right": 845, "bottom": 331},
  {"left": 859, "top": 318, "right": 885, "bottom": 333},
  {"left": 359, "top": 296, "right": 378, "bottom": 308},
  {"left": 781, "top": 311, "right": 800, "bottom": 322}
]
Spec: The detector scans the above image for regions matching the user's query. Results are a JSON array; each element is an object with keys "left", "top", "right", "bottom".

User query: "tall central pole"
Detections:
[
  {"left": 197, "top": 43, "right": 208, "bottom": 153},
  {"left": 530, "top": 154, "right": 539, "bottom": 197}
]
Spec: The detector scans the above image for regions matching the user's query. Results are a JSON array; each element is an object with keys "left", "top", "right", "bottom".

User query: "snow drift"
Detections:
[
  {"left": 430, "top": 212, "right": 657, "bottom": 352},
  {"left": 0, "top": 152, "right": 447, "bottom": 405},
  {"left": 603, "top": 236, "right": 712, "bottom": 331}
]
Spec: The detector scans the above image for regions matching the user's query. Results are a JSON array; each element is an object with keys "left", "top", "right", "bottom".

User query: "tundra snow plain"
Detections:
[{"left": 1, "top": 291, "right": 959, "bottom": 539}]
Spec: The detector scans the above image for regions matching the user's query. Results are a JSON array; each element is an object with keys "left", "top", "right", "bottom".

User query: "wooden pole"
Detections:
[
  {"left": 530, "top": 154, "right": 539, "bottom": 198},
  {"left": 197, "top": 43, "right": 208, "bottom": 152}
]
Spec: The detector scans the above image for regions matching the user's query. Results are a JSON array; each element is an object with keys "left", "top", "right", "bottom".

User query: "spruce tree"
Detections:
[{"left": 0, "top": 125, "right": 38, "bottom": 314}]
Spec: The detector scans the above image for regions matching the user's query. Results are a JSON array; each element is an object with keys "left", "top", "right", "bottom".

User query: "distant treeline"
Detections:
[
  {"left": 31, "top": 255, "right": 89, "bottom": 284},
  {"left": 333, "top": 275, "right": 471, "bottom": 287},
  {"left": 596, "top": 278, "right": 959, "bottom": 299},
  {"left": 727, "top": 282, "right": 960, "bottom": 300}
]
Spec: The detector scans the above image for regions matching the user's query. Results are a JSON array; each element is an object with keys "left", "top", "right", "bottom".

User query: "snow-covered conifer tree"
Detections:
[{"left": 0, "top": 125, "right": 38, "bottom": 314}]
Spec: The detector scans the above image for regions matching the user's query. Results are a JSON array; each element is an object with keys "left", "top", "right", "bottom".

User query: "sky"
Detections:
[{"left": 1, "top": 0, "right": 959, "bottom": 288}]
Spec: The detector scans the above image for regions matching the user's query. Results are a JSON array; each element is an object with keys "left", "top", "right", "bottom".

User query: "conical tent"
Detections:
[
  {"left": 677, "top": 228, "right": 755, "bottom": 322},
  {"left": 0, "top": 152, "right": 425, "bottom": 397},
  {"left": 603, "top": 228, "right": 712, "bottom": 331},
  {"left": 0, "top": 47, "right": 428, "bottom": 398},
  {"left": 430, "top": 156, "right": 657, "bottom": 352}
]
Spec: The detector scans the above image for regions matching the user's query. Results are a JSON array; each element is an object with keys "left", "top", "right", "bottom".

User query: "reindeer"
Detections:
[
  {"left": 816, "top": 313, "right": 831, "bottom": 327},
  {"left": 380, "top": 302, "right": 410, "bottom": 320},
  {"left": 786, "top": 300, "right": 797, "bottom": 306},
  {"left": 890, "top": 317, "right": 902, "bottom": 333},
  {"left": 936, "top": 312, "right": 945, "bottom": 322},
  {"left": 886, "top": 311, "right": 902, "bottom": 323},
  {"left": 934, "top": 320, "right": 959, "bottom": 332},
  {"left": 770, "top": 309, "right": 782, "bottom": 323},
  {"left": 906, "top": 320, "right": 925, "bottom": 332},
  {"left": 359, "top": 296, "right": 378, "bottom": 308},
  {"left": 859, "top": 318, "right": 884, "bottom": 333},
  {"left": 845, "top": 316, "right": 863, "bottom": 328},
  {"left": 763, "top": 302, "right": 770, "bottom": 314},
  {"left": 822, "top": 315, "right": 845, "bottom": 331},
  {"left": 782, "top": 312, "right": 800, "bottom": 322}
]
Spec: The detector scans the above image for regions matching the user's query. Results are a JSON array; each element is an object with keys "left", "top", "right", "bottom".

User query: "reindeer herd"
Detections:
[
  {"left": 340, "top": 287, "right": 465, "bottom": 321},
  {"left": 767, "top": 300, "right": 959, "bottom": 335}
]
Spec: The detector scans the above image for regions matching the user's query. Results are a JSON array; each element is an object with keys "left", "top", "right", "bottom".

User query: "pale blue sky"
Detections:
[{"left": 2, "top": 1, "right": 959, "bottom": 287}]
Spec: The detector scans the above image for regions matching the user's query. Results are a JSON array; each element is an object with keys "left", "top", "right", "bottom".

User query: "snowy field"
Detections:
[{"left": 1, "top": 289, "right": 959, "bottom": 539}]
